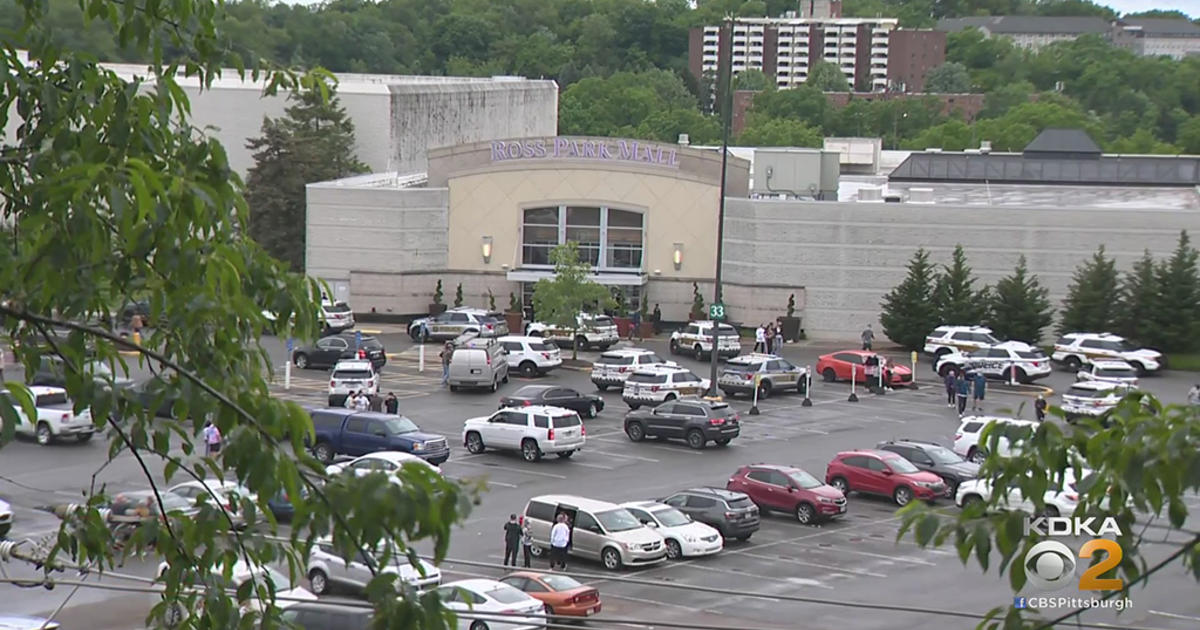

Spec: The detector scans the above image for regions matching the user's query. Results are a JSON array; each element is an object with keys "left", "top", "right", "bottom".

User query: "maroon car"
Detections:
[
  {"left": 727, "top": 464, "right": 847, "bottom": 524},
  {"left": 824, "top": 449, "right": 945, "bottom": 507}
]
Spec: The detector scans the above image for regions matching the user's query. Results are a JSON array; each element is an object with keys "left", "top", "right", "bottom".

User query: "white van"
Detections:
[
  {"left": 498, "top": 335, "right": 562, "bottom": 377},
  {"left": 522, "top": 494, "right": 667, "bottom": 570},
  {"left": 448, "top": 338, "right": 510, "bottom": 392}
]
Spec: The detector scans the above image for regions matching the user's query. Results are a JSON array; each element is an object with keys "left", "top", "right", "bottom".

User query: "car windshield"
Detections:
[
  {"left": 589, "top": 315, "right": 614, "bottom": 327},
  {"left": 595, "top": 509, "right": 643, "bottom": 532},
  {"left": 1096, "top": 367, "right": 1136, "bottom": 378},
  {"left": 550, "top": 413, "right": 581, "bottom": 428},
  {"left": 333, "top": 369, "right": 373, "bottom": 380},
  {"left": 1067, "top": 387, "right": 1108, "bottom": 399},
  {"left": 513, "top": 385, "right": 550, "bottom": 398},
  {"left": 651, "top": 507, "right": 691, "bottom": 527},
  {"left": 1017, "top": 351, "right": 1046, "bottom": 359},
  {"left": 726, "top": 497, "right": 754, "bottom": 510},
  {"left": 884, "top": 457, "right": 920, "bottom": 474},
  {"left": 627, "top": 373, "right": 666, "bottom": 384},
  {"left": 716, "top": 325, "right": 738, "bottom": 337},
  {"left": 383, "top": 417, "right": 419, "bottom": 434},
  {"left": 529, "top": 341, "right": 556, "bottom": 351},
  {"left": 925, "top": 446, "right": 964, "bottom": 465},
  {"left": 361, "top": 338, "right": 383, "bottom": 350},
  {"left": 325, "top": 302, "right": 352, "bottom": 313},
  {"left": 540, "top": 574, "right": 582, "bottom": 591},
  {"left": 34, "top": 392, "right": 70, "bottom": 407},
  {"left": 244, "top": 566, "right": 293, "bottom": 591},
  {"left": 599, "top": 354, "right": 632, "bottom": 365},
  {"left": 786, "top": 470, "right": 823, "bottom": 489},
  {"left": 723, "top": 362, "right": 761, "bottom": 373},
  {"left": 487, "top": 584, "right": 531, "bottom": 604}
]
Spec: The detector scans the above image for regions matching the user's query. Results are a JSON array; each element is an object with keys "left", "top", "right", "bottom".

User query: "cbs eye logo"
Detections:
[{"left": 1024, "top": 540, "right": 1124, "bottom": 591}]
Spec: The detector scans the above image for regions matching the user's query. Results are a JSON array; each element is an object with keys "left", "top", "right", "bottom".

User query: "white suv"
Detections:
[
  {"left": 321, "top": 300, "right": 355, "bottom": 331},
  {"left": 305, "top": 536, "right": 441, "bottom": 596},
  {"left": 669, "top": 321, "right": 742, "bottom": 360},
  {"left": 955, "top": 469, "right": 1093, "bottom": 518},
  {"left": 1076, "top": 360, "right": 1139, "bottom": 386},
  {"left": 923, "top": 325, "right": 1003, "bottom": 357},
  {"left": 621, "top": 365, "right": 710, "bottom": 409},
  {"left": 590, "top": 348, "right": 671, "bottom": 391},
  {"left": 462, "top": 405, "right": 586, "bottom": 462},
  {"left": 952, "top": 416, "right": 1039, "bottom": 464},
  {"left": 3, "top": 386, "right": 95, "bottom": 445},
  {"left": 526, "top": 313, "right": 619, "bottom": 350},
  {"left": 1061, "top": 380, "right": 1134, "bottom": 420},
  {"left": 1052, "top": 332, "right": 1162, "bottom": 375},
  {"left": 328, "top": 359, "right": 379, "bottom": 405},
  {"left": 934, "top": 341, "right": 1052, "bottom": 383},
  {"left": 497, "top": 335, "right": 562, "bottom": 377}
]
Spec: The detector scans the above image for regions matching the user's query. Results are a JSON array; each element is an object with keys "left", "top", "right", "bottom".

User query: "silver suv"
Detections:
[
  {"left": 717, "top": 354, "right": 807, "bottom": 398},
  {"left": 420, "top": 309, "right": 508, "bottom": 341},
  {"left": 590, "top": 348, "right": 670, "bottom": 391}
]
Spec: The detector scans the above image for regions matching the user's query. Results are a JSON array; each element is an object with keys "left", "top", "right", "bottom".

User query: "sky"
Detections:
[{"left": 1100, "top": 0, "right": 1198, "bottom": 17}]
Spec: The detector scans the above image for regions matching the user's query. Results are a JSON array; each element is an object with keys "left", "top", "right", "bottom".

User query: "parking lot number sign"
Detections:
[{"left": 709, "top": 302, "right": 726, "bottom": 321}]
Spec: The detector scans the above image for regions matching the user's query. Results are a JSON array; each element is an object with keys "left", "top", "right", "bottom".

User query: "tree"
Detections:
[
  {"left": 732, "top": 68, "right": 771, "bottom": 91},
  {"left": 690, "top": 282, "right": 705, "bottom": 320},
  {"left": 1145, "top": 230, "right": 1200, "bottom": 351},
  {"left": 932, "top": 245, "right": 990, "bottom": 325},
  {"left": 879, "top": 249, "right": 939, "bottom": 350},
  {"left": 454, "top": 282, "right": 464, "bottom": 308},
  {"left": 1117, "top": 250, "right": 1159, "bottom": 342},
  {"left": 1179, "top": 116, "right": 1200, "bottom": 154},
  {"left": 737, "top": 118, "right": 823, "bottom": 147},
  {"left": 746, "top": 85, "right": 831, "bottom": 128},
  {"left": 0, "top": 1, "right": 467, "bottom": 629},
  {"left": 986, "top": 255, "right": 1053, "bottom": 343},
  {"left": 558, "top": 69, "right": 699, "bottom": 137},
  {"left": 433, "top": 279, "right": 445, "bottom": 307},
  {"left": 923, "top": 62, "right": 972, "bottom": 93},
  {"left": 806, "top": 60, "right": 851, "bottom": 92},
  {"left": 488, "top": 289, "right": 496, "bottom": 311},
  {"left": 1058, "top": 246, "right": 1121, "bottom": 334},
  {"left": 531, "top": 242, "right": 614, "bottom": 359},
  {"left": 245, "top": 89, "right": 368, "bottom": 270}
]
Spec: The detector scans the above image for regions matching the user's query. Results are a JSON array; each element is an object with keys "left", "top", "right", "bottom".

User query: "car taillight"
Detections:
[
  {"left": 485, "top": 323, "right": 494, "bottom": 331},
  {"left": 954, "top": 434, "right": 962, "bottom": 441},
  {"left": 330, "top": 380, "right": 336, "bottom": 387},
  {"left": 522, "top": 400, "right": 531, "bottom": 406},
  {"left": 581, "top": 424, "right": 586, "bottom": 436},
  {"left": 547, "top": 428, "right": 555, "bottom": 441},
  {"left": 724, "top": 511, "right": 737, "bottom": 520},
  {"left": 486, "top": 354, "right": 491, "bottom": 366},
  {"left": 357, "top": 349, "right": 366, "bottom": 359},
  {"left": 1033, "top": 361, "right": 1042, "bottom": 367},
  {"left": 743, "top": 374, "right": 753, "bottom": 381},
  {"left": 618, "top": 367, "right": 628, "bottom": 373},
  {"left": 542, "top": 352, "right": 551, "bottom": 360},
  {"left": 1065, "top": 493, "right": 1079, "bottom": 501},
  {"left": 650, "top": 386, "right": 660, "bottom": 392},
  {"left": 709, "top": 417, "right": 726, "bottom": 426},
  {"left": 61, "top": 413, "right": 70, "bottom": 421}
]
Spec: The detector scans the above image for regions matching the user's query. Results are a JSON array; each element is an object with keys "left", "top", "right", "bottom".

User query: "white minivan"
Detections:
[
  {"left": 498, "top": 335, "right": 562, "bottom": 377},
  {"left": 448, "top": 338, "right": 510, "bottom": 392}
]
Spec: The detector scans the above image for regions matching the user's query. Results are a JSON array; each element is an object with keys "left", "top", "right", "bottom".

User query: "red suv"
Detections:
[
  {"left": 727, "top": 464, "right": 847, "bottom": 524},
  {"left": 824, "top": 449, "right": 945, "bottom": 506}
]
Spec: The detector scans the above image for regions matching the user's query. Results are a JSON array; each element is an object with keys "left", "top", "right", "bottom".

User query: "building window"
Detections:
[{"left": 520, "top": 206, "right": 644, "bottom": 271}]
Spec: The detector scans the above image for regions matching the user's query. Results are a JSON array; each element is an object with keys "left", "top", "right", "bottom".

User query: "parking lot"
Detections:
[{"left": 3, "top": 328, "right": 1200, "bottom": 629}]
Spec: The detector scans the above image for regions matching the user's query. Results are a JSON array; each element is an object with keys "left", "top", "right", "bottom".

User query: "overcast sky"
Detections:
[{"left": 1100, "top": 0, "right": 1197, "bottom": 17}]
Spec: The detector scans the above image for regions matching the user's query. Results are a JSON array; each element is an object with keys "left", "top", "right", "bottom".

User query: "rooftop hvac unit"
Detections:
[
  {"left": 857, "top": 186, "right": 883, "bottom": 202},
  {"left": 678, "top": 133, "right": 690, "bottom": 146},
  {"left": 883, "top": 192, "right": 903, "bottom": 203},
  {"left": 926, "top": 148, "right": 943, "bottom": 153},
  {"left": 908, "top": 187, "right": 935, "bottom": 203},
  {"left": 980, "top": 141, "right": 992, "bottom": 154}
]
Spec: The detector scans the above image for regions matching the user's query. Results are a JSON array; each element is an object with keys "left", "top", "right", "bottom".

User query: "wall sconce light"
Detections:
[
  {"left": 653, "top": 269, "right": 662, "bottom": 276},
  {"left": 672, "top": 243, "right": 684, "bottom": 271},
  {"left": 481, "top": 236, "right": 493, "bottom": 264}
]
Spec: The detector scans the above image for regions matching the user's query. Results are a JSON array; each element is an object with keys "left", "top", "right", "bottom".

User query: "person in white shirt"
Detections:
[
  {"left": 344, "top": 391, "right": 358, "bottom": 409},
  {"left": 549, "top": 514, "right": 571, "bottom": 570},
  {"left": 754, "top": 325, "right": 766, "bottom": 353},
  {"left": 202, "top": 420, "right": 222, "bottom": 456},
  {"left": 355, "top": 393, "right": 370, "bottom": 412}
]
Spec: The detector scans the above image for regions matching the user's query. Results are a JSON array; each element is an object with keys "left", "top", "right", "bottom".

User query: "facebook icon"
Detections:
[{"left": 1014, "top": 597, "right": 1027, "bottom": 609}]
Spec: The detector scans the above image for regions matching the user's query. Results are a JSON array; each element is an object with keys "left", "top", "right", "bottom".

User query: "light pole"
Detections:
[{"left": 707, "top": 16, "right": 733, "bottom": 398}]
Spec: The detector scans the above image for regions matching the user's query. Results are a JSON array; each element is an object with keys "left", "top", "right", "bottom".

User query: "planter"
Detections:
[
  {"left": 780, "top": 316, "right": 802, "bottom": 342},
  {"left": 638, "top": 322, "right": 655, "bottom": 338},
  {"left": 504, "top": 312, "right": 523, "bottom": 334},
  {"left": 428, "top": 303, "right": 446, "bottom": 316},
  {"left": 614, "top": 316, "right": 633, "bottom": 338}
]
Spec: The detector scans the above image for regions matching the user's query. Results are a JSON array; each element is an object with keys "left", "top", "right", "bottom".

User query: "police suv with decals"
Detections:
[
  {"left": 1052, "top": 332, "right": 1162, "bottom": 375},
  {"left": 621, "top": 365, "right": 710, "bottom": 409},
  {"left": 669, "top": 321, "right": 741, "bottom": 360},
  {"left": 923, "top": 325, "right": 1003, "bottom": 357},
  {"left": 526, "top": 313, "right": 619, "bottom": 350},
  {"left": 933, "top": 341, "right": 1052, "bottom": 383},
  {"left": 717, "top": 354, "right": 807, "bottom": 398},
  {"left": 590, "top": 348, "right": 672, "bottom": 391}
]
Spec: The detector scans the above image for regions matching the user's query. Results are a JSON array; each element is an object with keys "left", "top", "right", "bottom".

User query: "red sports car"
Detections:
[{"left": 816, "top": 350, "right": 913, "bottom": 386}]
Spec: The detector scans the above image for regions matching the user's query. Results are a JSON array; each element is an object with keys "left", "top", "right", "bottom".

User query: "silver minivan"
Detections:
[
  {"left": 522, "top": 494, "right": 667, "bottom": 570},
  {"left": 448, "top": 337, "right": 509, "bottom": 392}
]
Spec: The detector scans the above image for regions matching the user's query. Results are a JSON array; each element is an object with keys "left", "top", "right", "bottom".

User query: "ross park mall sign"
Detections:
[{"left": 490, "top": 137, "right": 681, "bottom": 168}]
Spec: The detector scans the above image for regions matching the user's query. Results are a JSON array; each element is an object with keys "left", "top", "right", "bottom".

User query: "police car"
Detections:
[
  {"left": 933, "top": 341, "right": 1052, "bottom": 383},
  {"left": 409, "top": 307, "right": 499, "bottom": 340},
  {"left": 525, "top": 312, "right": 619, "bottom": 350},
  {"left": 1076, "top": 359, "right": 1140, "bottom": 386},
  {"left": 923, "top": 325, "right": 1004, "bottom": 357},
  {"left": 1061, "top": 380, "right": 1135, "bottom": 420},
  {"left": 328, "top": 359, "right": 379, "bottom": 406},
  {"left": 1052, "top": 332, "right": 1162, "bottom": 375},
  {"left": 717, "top": 354, "right": 807, "bottom": 398},
  {"left": 621, "top": 365, "right": 711, "bottom": 409},
  {"left": 590, "top": 348, "right": 672, "bottom": 391},
  {"left": 669, "top": 320, "right": 742, "bottom": 360},
  {"left": 418, "top": 309, "right": 508, "bottom": 342}
]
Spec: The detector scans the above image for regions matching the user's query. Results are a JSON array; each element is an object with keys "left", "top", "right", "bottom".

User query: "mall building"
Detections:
[{"left": 306, "top": 130, "right": 1200, "bottom": 340}]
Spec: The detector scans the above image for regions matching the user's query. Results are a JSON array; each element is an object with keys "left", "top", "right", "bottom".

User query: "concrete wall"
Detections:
[
  {"left": 350, "top": 271, "right": 517, "bottom": 316},
  {"left": 723, "top": 197, "right": 1200, "bottom": 341}
]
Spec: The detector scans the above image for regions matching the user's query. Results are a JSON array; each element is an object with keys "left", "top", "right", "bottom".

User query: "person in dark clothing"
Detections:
[
  {"left": 1034, "top": 394, "right": 1048, "bottom": 422},
  {"left": 629, "top": 308, "right": 642, "bottom": 342},
  {"left": 652, "top": 304, "right": 662, "bottom": 334},
  {"left": 955, "top": 373, "right": 971, "bottom": 416},
  {"left": 503, "top": 514, "right": 523, "bottom": 567},
  {"left": 971, "top": 372, "right": 987, "bottom": 412},
  {"left": 865, "top": 354, "right": 881, "bottom": 392},
  {"left": 944, "top": 370, "right": 957, "bottom": 407},
  {"left": 383, "top": 392, "right": 399, "bottom": 415}
]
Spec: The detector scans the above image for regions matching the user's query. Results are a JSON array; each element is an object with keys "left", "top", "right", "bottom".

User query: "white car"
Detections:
[
  {"left": 0, "top": 497, "right": 12, "bottom": 538},
  {"left": 668, "top": 320, "right": 741, "bottom": 360},
  {"left": 1076, "top": 360, "right": 1140, "bottom": 386},
  {"left": 621, "top": 365, "right": 710, "bottom": 409},
  {"left": 933, "top": 341, "right": 1052, "bottom": 383},
  {"left": 589, "top": 348, "right": 672, "bottom": 391},
  {"left": 2, "top": 386, "right": 95, "bottom": 445},
  {"left": 952, "top": 416, "right": 1040, "bottom": 464},
  {"left": 325, "top": 451, "right": 441, "bottom": 481},
  {"left": 329, "top": 359, "right": 379, "bottom": 403},
  {"left": 955, "top": 469, "right": 1094, "bottom": 518},
  {"left": 497, "top": 335, "right": 562, "bottom": 377},
  {"left": 1052, "top": 332, "right": 1162, "bottom": 375},
  {"left": 923, "top": 325, "right": 1003, "bottom": 358},
  {"left": 436, "top": 578, "right": 546, "bottom": 630},
  {"left": 321, "top": 300, "right": 355, "bottom": 331},
  {"left": 167, "top": 480, "right": 256, "bottom": 526},
  {"left": 157, "top": 560, "right": 316, "bottom": 625},
  {"left": 306, "top": 536, "right": 441, "bottom": 596},
  {"left": 462, "top": 406, "right": 586, "bottom": 462},
  {"left": 621, "top": 501, "right": 723, "bottom": 559},
  {"left": 409, "top": 307, "right": 496, "bottom": 340},
  {"left": 1061, "top": 380, "right": 1134, "bottom": 420},
  {"left": 526, "top": 313, "right": 619, "bottom": 350}
]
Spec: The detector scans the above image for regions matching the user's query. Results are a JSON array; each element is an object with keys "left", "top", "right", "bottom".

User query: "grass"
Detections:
[{"left": 1167, "top": 353, "right": 1200, "bottom": 372}]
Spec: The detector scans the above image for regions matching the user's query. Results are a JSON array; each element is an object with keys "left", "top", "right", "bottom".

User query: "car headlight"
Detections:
[
  {"left": 621, "top": 542, "right": 635, "bottom": 551},
  {"left": 412, "top": 443, "right": 424, "bottom": 451},
  {"left": 916, "top": 481, "right": 938, "bottom": 489},
  {"left": 817, "top": 496, "right": 835, "bottom": 504}
]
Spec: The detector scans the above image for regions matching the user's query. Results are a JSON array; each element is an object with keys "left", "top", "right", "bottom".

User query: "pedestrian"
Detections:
[
  {"left": 865, "top": 353, "right": 880, "bottom": 391},
  {"left": 384, "top": 392, "right": 399, "bottom": 414},
  {"left": 521, "top": 517, "right": 533, "bottom": 568},
  {"left": 202, "top": 420, "right": 222, "bottom": 456},
  {"left": 355, "top": 392, "right": 371, "bottom": 412},
  {"left": 880, "top": 356, "right": 894, "bottom": 391},
  {"left": 754, "top": 324, "right": 766, "bottom": 354},
  {"left": 861, "top": 324, "right": 874, "bottom": 351},
  {"left": 652, "top": 304, "right": 662, "bottom": 335},
  {"left": 772, "top": 320, "right": 784, "bottom": 355},
  {"left": 943, "top": 369, "right": 957, "bottom": 407},
  {"left": 955, "top": 373, "right": 971, "bottom": 416},
  {"left": 344, "top": 390, "right": 358, "bottom": 409},
  {"left": 1189, "top": 384, "right": 1200, "bottom": 407},
  {"left": 549, "top": 513, "right": 571, "bottom": 570},
  {"left": 972, "top": 371, "right": 986, "bottom": 412},
  {"left": 440, "top": 341, "right": 453, "bottom": 387},
  {"left": 1034, "top": 394, "right": 1048, "bottom": 422},
  {"left": 503, "top": 514, "right": 523, "bottom": 567},
  {"left": 629, "top": 307, "right": 642, "bottom": 342}
]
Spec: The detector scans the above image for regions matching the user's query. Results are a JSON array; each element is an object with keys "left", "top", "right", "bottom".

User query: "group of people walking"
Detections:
[
  {"left": 342, "top": 391, "right": 400, "bottom": 413},
  {"left": 502, "top": 513, "right": 572, "bottom": 570},
  {"left": 943, "top": 369, "right": 987, "bottom": 416},
  {"left": 754, "top": 321, "right": 785, "bottom": 355}
]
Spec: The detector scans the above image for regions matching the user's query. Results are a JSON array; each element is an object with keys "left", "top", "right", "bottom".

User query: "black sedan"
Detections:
[
  {"left": 499, "top": 385, "right": 605, "bottom": 418},
  {"left": 292, "top": 333, "right": 386, "bottom": 370}
]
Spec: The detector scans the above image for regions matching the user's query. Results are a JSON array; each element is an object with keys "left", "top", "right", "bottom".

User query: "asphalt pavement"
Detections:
[{"left": 2, "top": 328, "right": 1200, "bottom": 630}]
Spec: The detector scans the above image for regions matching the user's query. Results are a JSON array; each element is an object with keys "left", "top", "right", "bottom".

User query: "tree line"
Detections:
[{"left": 879, "top": 232, "right": 1200, "bottom": 351}]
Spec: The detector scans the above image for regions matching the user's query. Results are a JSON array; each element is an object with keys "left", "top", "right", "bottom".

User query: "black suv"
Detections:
[
  {"left": 623, "top": 398, "right": 740, "bottom": 449},
  {"left": 292, "top": 332, "right": 387, "bottom": 370},
  {"left": 876, "top": 438, "right": 980, "bottom": 497},
  {"left": 661, "top": 487, "right": 760, "bottom": 541}
]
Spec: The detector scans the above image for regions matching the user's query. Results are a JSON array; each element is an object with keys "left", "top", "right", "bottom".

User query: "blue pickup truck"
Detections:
[{"left": 308, "top": 408, "right": 450, "bottom": 465}]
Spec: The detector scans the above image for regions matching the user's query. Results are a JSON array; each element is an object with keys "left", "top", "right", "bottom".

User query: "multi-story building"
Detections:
[
  {"left": 1113, "top": 18, "right": 1200, "bottom": 60},
  {"left": 688, "top": 17, "right": 943, "bottom": 94},
  {"left": 936, "top": 16, "right": 1112, "bottom": 50}
]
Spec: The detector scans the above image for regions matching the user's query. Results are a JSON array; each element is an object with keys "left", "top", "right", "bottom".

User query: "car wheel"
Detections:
[
  {"left": 757, "top": 381, "right": 772, "bottom": 399},
  {"left": 308, "top": 569, "right": 330, "bottom": 595},
  {"left": 734, "top": 534, "right": 752, "bottom": 542},
  {"left": 164, "top": 602, "right": 185, "bottom": 628},
  {"left": 1064, "top": 356, "right": 1082, "bottom": 371},
  {"left": 822, "top": 368, "right": 837, "bottom": 382},
  {"left": 1130, "top": 361, "right": 1147, "bottom": 376},
  {"left": 36, "top": 423, "right": 53, "bottom": 446},
  {"left": 721, "top": 389, "right": 735, "bottom": 398},
  {"left": 686, "top": 429, "right": 706, "bottom": 450},
  {"left": 941, "top": 478, "right": 958, "bottom": 499},
  {"left": 669, "top": 339, "right": 679, "bottom": 354},
  {"left": 520, "top": 362, "right": 538, "bottom": 378},
  {"left": 1004, "top": 367, "right": 1028, "bottom": 384},
  {"left": 469, "top": 622, "right": 489, "bottom": 630},
  {"left": 1042, "top": 505, "right": 1060, "bottom": 518},
  {"left": 529, "top": 330, "right": 543, "bottom": 338},
  {"left": 502, "top": 373, "right": 509, "bottom": 384},
  {"left": 627, "top": 402, "right": 640, "bottom": 410},
  {"left": 575, "top": 336, "right": 588, "bottom": 351},
  {"left": 76, "top": 433, "right": 93, "bottom": 443},
  {"left": 585, "top": 403, "right": 597, "bottom": 418},
  {"left": 596, "top": 384, "right": 608, "bottom": 392},
  {"left": 521, "top": 439, "right": 542, "bottom": 462},
  {"left": 693, "top": 345, "right": 705, "bottom": 360},
  {"left": 893, "top": 486, "right": 913, "bottom": 506},
  {"left": 490, "top": 378, "right": 498, "bottom": 393},
  {"left": 601, "top": 546, "right": 622, "bottom": 570},
  {"left": 449, "top": 385, "right": 459, "bottom": 392},
  {"left": 715, "top": 438, "right": 731, "bottom": 446},
  {"left": 830, "top": 476, "right": 849, "bottom": 494},
  {"left": 795, "top": 502, "right": 816, "bottom": 525},
  {"left": 961, "top": 494, "right": 984, "bottom": 510},
  {"left": 465, "top": 432, "right": 485, "bottom": 454},
  {"left": 556, "top": 450, "right": 574, "bottom": 459},
  {"left": 529, "top": 545, "right": 545, "bottom": 557},
  {"left": 625, "top": 422, "right": 646, "bottom": 442},
  {"left": 665, "top": 539, "right": 683, "bottom": 560},
  {"left": 293, "top": 353, "right": 309, "bottom": 369},
  {"left": 968, "top": 448, "right": 986, "bottom": 464},
  {"left": 935, "top": 348, "right": 951, "bottom": 359},
  {"left": 313, "top": 442, "right": 334, "bottom": 464}
]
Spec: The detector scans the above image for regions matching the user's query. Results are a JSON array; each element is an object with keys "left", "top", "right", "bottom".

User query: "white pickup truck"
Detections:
[
  {"left": 525, "top": 313, "right": 620, "bottom": 351},
  {"left": 2, "top": 386, "right": 96, "bottom": 445}
]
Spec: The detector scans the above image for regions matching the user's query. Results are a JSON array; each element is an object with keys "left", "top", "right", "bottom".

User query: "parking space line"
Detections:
[
  {"left": 783, "top": 542, "right": 939, "bottom": 566},
  {"left": 738, "top": 551, "right": 887, "bottom": 578},
  {"left": 672, "top": 561, "right": 835, "bottom": 590},
  {"left": 583, "top": 449, "right": 660, "bottom": 463},
  {"left": 447, "top": 475, "right": 518, "bottom": 489},
  {"left": 590, "top": 436, "right": 703, "bottom": 455},
  {"left": 442, "top": 458, "right": 567, "bottom": 480},
  {"left": 602, "top": 592, "right": 725, "bottom": 613},
  {"left": 568, "top": 461, "right": 616, "bottom": 471}
]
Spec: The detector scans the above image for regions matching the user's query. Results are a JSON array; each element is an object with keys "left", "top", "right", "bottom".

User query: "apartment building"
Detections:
[
  {"left": 687, "top": 17, "right": 944, "bottom": 94},
  {"left": 939, "top": 15, "right": 1200, "bottom": 59},
  {"left": 1114, "top": 18, "right": 1200, "bottom": 60}
]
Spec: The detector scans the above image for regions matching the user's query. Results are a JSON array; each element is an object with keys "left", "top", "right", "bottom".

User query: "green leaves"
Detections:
[{"left": 531, "top": 242, "right": 615, "bottom": 359}]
